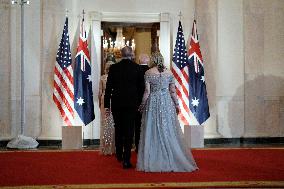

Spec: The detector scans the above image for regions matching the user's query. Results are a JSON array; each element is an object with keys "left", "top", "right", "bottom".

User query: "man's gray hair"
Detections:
[
  {"left": 121, "top": 46, "right": 133, "bottom": 59},
  {"left": 139, "top": 54, "right": 150, "bottom": 65}
]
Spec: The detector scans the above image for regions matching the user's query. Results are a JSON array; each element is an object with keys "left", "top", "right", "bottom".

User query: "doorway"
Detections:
[
  {"left": 88, "top": 12, "right": 170, "bottom": 135},
  {"left": 101, "top": 22, "right": 160, "bottom": 75}
]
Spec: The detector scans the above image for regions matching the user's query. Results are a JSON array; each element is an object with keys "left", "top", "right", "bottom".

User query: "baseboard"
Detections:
[
  {"left": 0, "top": 137, "right": 283, "bottom": 148},
  {"left": 0, "top": 139, "right": 100, "bottom": 148},
  {"left": 204, "top": 137, "right": 284, "bottom": 145}
]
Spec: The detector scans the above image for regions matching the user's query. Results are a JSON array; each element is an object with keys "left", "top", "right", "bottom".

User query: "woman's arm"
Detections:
[
  {"left": 169, "top": 74, "right": 180, "bottom": 114},
  {"left": 98, "top": 78, "right": 103, "bottom": 108},
  {"left": 138, "top": 79, "right": 150, "bottom": 112},
  {"left": 104, "top": 67, "right": 113, "bottom": 109},
  {"left": 169, "top": 83, "right": 179, "bottom": 108}
]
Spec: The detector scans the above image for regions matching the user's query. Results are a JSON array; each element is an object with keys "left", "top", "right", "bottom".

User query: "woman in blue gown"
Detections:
[{"left": 136, "top": 52, "right": 198, "bottom": 172}]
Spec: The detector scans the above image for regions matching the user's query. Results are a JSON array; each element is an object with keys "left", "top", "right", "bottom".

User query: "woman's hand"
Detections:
[
  {"left": 105, "top": 108, "right": 110, "bottom": 116},
  {"left": 175, "top": 106, "right": 180, "bottom": 115},
  {"left": 138, "top": 104, "right": 145, "bottom": 113}
]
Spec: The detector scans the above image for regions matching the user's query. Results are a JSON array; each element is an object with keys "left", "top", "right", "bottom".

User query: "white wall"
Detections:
[
  {"left": 39, "top": 0, "right": 195, "bottom": 140},
  {"left": 243, "top": 0, "right": 284, "bottom": 137},
  {"left": 24, "top": 0, "right": 41, "bottom": 138},
  {"left": 0, "top": 0, "right": 12, "bottom": 140},
  {"left": 216, "top": 0, "right": 245, "bottom": 137},
  {"left": 1, "top": 0, "right": 284, "bottom": 141}
]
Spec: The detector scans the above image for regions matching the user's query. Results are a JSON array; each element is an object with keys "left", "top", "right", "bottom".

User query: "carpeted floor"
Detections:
[{"left": 0, "top": 148, "right": 284, "bottom": 188}]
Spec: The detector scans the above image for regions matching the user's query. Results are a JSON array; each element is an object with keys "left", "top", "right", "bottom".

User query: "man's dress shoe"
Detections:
[
  {"left": 116, "top": 155, "right": 123, "bottom": 162},
  {"left": 122, "top": 162, "right": 133, "bottom": 169}
]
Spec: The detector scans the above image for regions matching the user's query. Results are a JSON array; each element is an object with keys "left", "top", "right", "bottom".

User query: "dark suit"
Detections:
[
  {"left": 104, "top": 58, "right": 144, "bottom": 164},
  {"left": 135, "top": 64, "right": 149, "bottom": 152}
]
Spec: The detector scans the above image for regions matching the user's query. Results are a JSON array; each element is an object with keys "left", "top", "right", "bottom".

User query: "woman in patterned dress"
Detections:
[
  {"left": 137, "top": 52, "right": 198, "bottom": 172},
  {"left": 99, "top": 61, "right": 115, "bottom": 155}
]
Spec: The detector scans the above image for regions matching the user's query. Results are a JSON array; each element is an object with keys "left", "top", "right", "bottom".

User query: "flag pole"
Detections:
[
  {"left": 194, "top": 0, "right": 196, "bottom": 20},
  {"left": 82, "top": 9, "right": 87, "bottom": 148},
  {"left": 178, "top": 11, "right": 182, "bottom": 21},
  {"left": 7, "top": 0, "right": 38, "bottom": 149},
  {"left": 20, "top": 0, "right": 25, "bottom": 137},
  {"left": 82, "top": 9, "right": 85, "bottom": 20}
]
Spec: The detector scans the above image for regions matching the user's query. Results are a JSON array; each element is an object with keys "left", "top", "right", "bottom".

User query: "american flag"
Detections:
[
  {"left": 172, "top": 21, "right": 191, "bottom": 125},
  {"left": 187, "top": 20, "right": 210, "bottom": 125},
  {"left": 53, "top": 17, "right": 74, "bottom": 126},
  {"left": 74, "top": 16, "right": 95, "bottom": 125}
]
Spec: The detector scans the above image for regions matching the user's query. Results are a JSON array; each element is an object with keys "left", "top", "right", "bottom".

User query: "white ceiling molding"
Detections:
[{"left": 90, "top": 11, "right": 162, "bottom": 23}]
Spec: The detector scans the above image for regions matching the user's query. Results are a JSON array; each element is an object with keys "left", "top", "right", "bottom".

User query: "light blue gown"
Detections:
[{"left": 137, "top": 70, "right": 198, "bottom": 172}]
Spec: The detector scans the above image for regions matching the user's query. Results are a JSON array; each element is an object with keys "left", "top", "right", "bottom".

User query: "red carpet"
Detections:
[{"left": 0, "top": 148, "right": 284, "bottom": 188}]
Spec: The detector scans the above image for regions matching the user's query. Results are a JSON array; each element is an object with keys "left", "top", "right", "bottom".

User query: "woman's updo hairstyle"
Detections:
[{"left": 150, "top": 52, "right": 165, "bottom": 73}]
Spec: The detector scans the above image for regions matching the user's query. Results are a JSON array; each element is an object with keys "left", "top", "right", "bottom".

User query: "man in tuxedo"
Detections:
[
  {"left": 135, "top": 54, "right": 150, "bottom": 153},
  {"left": 104, "top": 46, "right": 144, "bottom": 169}
]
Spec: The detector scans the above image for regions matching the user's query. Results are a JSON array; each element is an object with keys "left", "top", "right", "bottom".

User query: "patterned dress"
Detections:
[
  {"left": 137, "top": 70, "right": 198, "bottom": 172},
  {"left": 99, "top": 74, "right": 115, "bottom": 155}
]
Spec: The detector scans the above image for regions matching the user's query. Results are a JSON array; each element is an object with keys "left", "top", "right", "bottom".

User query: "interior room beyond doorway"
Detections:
[{"left": 101, "top": 22, "right": 160, "bottom": 74}]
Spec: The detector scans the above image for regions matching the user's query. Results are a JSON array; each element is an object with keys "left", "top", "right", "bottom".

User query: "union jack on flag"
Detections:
[
  {"left": 172, "top": 21, "right": 191, "bottom": 125},
  {"left": 53, "top": 17, "right": 74, "bottom": 126},
  {"left": 187, "top": 20, "right": 210, "bottom": 125},
  {"left": 74, "top": 16, "right": 95, "bottom": 125}
]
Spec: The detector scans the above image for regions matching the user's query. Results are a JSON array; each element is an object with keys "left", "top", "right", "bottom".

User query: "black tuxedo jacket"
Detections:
[
  {"left": 139, "top": 64, "right": 150, "bottom": 75},
  {"left": 104, "top": 58, "right": 144, "bottom": 110}
]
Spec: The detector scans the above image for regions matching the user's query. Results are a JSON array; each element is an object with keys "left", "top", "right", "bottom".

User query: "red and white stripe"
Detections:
[
  {"left": 53, "top": 63, "right": 74, "bottom": 126},
  {"left": 188, "top": 20, "right": 204, "bottom": 73},
  {"left": 172, "top": 64, "right": 190, "bottom": 125},
  {"left": 76, "top": 19, "right": 91, "bottom": 72}
]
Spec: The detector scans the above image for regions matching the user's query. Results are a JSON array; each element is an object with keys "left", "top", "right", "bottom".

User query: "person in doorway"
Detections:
[
  {"left": 104, "top": 46, "right": 144, "bottom": 169},
  {"left": 137, "top": 52, "right": 198, "bottom": 172},
  {"left": 99, "top": 61, "right": 115, "bottom": 155},
  {"left": 134, "top": 54, "right": 150, "bottom": 153}
]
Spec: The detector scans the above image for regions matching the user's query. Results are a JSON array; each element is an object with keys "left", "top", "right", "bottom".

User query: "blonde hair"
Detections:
[
  {"left": 104, "top": 61, "right": 114, "bottom": 74},
  {"left": 150, "top": 52, "right": 165, "bottom": 72}
]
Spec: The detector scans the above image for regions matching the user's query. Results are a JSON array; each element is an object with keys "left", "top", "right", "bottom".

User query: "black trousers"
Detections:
[{"left": 112, "top": 108, "right": 135, "bottom": 163}]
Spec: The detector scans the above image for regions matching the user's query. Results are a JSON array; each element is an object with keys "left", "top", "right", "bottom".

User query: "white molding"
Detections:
[
  {"left": 160, "top": 12, "right": 170, "bottom": 22},
  {"left": 0, "top": 136, "right": 13, "bottom": 140},
  {"left": 90, "top": 11, "right": 161, "bottom": 23},
  {"left": 159, "top": 13, "right": 171, "bottom": 67},
  {"left": 37, "top": 137, "right": 62, "bottom": 140},
  {"left": 90, "top": 17, "right": 102, "bottom": 140},
  {"left": 89, "top": 11, "right": 102, "bottom": 21},
  {"left": 88, "top": 11, "right": 171, "bottom": 66}
]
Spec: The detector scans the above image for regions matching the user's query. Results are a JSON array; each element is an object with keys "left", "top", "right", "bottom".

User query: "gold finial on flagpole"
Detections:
[
  {"left": 65, "top": 9, "right": 69, "bottom": 17},
  {"left": 82, "top": 9, "right": 85, "bottom": 20},
  {"left": 178, "top": 11, "right": 182, "bottom": 21}
]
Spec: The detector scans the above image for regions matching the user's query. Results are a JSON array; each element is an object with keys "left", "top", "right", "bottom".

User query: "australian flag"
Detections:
[
  {"left": 187, "top": 20, "right": 210, "bottom": 125},
  {"left": 74, "top": 17, "right": 95, "bottom": 125}
]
